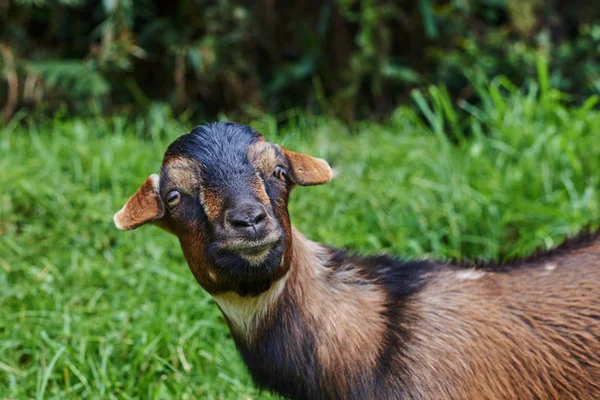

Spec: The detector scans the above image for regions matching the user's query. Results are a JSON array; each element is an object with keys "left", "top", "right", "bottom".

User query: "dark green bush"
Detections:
[{"left": 1, "top": 0, "right": 599, "bottom": 121}]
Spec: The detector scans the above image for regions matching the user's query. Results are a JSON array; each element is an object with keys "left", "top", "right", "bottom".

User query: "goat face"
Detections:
[{"left": 114, "top": 122, "right": 332, "bottom": 295}]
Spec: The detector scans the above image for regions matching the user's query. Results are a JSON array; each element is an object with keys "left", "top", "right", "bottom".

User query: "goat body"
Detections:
[
  {"left": 114, "top": 122, "right": 600, "bottom": 399},
  {"left": 221, "top": 229, "right": 600, "bottom": 399}
]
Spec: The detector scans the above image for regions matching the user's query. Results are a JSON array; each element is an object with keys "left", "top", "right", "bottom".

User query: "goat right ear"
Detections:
[
  {"left": 114, "top": 174, "right": 165, "bottom": 230},
  {"left": 281, "top": 147, "right": 333, "bottom": 186}
]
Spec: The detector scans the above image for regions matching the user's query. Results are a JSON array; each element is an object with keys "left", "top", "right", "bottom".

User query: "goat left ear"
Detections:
[
  {"left": 114, "top": 174, "right": 164, "bottom": 230},
  {"left": 282, "top": 147, "right": 333, "bottom": 186}
]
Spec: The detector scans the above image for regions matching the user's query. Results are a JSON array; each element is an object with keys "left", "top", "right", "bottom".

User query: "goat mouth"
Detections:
[
  {"left": 210, "top": 232, "right": 284, "bottom": 270},
  {"left": 217, "top": 233, "right": 281, "bottom": 255}
]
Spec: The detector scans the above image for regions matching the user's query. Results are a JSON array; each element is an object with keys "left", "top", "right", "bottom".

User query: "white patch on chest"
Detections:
[
  {"left": 213, "top": 276, "right": 288, "bottom": 339},
  {"left": 456, "top": 268, "right": 486, "bottom": 280}
]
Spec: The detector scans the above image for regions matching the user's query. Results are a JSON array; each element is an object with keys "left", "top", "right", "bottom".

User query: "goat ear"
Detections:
[
  {"left": 282, "top": 147, "right": 333, "bottom": 186},
  {"left": 114, "top": 174, "right": 165, "bottom": 230}
]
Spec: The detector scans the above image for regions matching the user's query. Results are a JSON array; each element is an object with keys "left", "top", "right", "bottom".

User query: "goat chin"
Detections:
[{"left": 208, "top": 242, "right": 285, "bottom": 284}]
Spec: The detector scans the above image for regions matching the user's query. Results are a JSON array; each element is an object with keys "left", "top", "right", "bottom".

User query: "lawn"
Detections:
[{"left": 2, "top": 78, "right": 600, "bottom": 399}]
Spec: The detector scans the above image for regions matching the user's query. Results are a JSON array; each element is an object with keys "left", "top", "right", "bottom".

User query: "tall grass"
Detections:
[{"left": 2, "top": 77, "right": 600, "bottom": 398}]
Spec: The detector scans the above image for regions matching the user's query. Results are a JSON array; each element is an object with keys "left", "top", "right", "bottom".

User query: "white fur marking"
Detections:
[
  {"left": 149, "top": 173, "right": 160, "bottom": 190},
  {"left": 213, "top": 276, "right": 288, "bottom": 340},
  {"left": 113, "top": 204, "right": 127, "bottom": 230},
  {"left": 113, "top": 174, "right": 160, "bottom": 230},
  {"left": 544, "top": 263, "right": 557, "bottom": 271},
  {"left": 240, "top": 249, "right": 272, "bottom": 266},
  {"left": 198, "top": 185, "right": 217, "bottom": 220},
  {"left": 456, "top": 269, "right": 486, "bottom": 280},
  {"left": 208, "top": 270, "right": 218, "bottom": 282}
]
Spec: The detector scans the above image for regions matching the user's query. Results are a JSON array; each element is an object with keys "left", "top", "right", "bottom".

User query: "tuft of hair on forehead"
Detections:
[{"left": 164, "top": 122, "right": 263, "bottom": 167}]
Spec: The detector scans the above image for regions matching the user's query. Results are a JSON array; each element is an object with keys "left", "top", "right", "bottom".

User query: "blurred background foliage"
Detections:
[{"left": 1, "top": 0, "right": 600, "bottom": 121}]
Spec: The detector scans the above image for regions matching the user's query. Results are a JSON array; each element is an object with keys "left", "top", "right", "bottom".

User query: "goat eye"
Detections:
[
  {"left": 166, "top": 190, "right": 181, "bottom": 207},
  {"left": 273, "top": 166, "right": 288, "bottom": 181}
]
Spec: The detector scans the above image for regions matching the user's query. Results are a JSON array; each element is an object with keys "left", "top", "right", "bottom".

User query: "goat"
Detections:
[{"left": 114, "top": 122, "right": 600, "bottom": 399}]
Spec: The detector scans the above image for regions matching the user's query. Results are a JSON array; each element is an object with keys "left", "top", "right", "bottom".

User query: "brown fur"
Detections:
[
  {"left": 280, "top": 147, "right": 333, "bottom": 186},
  {"left": 199, "top": 186, "right": 225, "bottom": 222},
  {"left": 221, "top": 228, "right": 600, "bottom": 399},
  {"left": 163, "top": 156, "right": 225, "bottom": 222},
  {"left": 167, "top": 158, "right": 223, "bottom": 222},
  {"left": 162, "top": 157, "right": 201, "bottom": 194},
  {"left": 174, "top": 223, "right": 217, "bottom": 290},
  {"left": 254, "top": 230, "right": 600, "bottom": 399},
  {"left": 248, "top": 140, "right": 279, "bottom": 176},
  {"left": 286, "top": 229, "right": 388, "bottom": 398},
  {"left": 114, "top": 174, "right": 163, "bottom": 230},
  {"left": 400, "top": 251, "right": 600, "bottom": 399},
  {"left": 251, "top": 172, "right": 271, "bottom": 206}
]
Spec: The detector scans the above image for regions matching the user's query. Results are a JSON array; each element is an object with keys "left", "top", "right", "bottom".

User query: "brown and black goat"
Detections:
[{"left": 114, "top": 122, "right": 600, "bottom": 400}]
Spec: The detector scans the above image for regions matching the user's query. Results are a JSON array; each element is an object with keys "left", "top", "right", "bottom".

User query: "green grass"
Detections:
[{"left": 2, "top": 78, "right": 600, "bottom": 399}]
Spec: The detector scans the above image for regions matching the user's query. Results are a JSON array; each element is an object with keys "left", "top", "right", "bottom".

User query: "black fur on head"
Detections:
[
  {"left": 160, "top": 122, "right": 293, "bottom": 296},
  {"left": 115, "top": 121, "right": 333, "bottom": 297}
]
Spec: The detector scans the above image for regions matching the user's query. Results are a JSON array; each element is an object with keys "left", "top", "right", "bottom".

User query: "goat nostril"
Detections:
[
  {"left": 229, "top": 218, "right": 253, "bottom": 228},
  {"left": 226, "top": 205, "right": 268, "bottom": 229},
  {"left": 252, "top": 210, "right": 267, "bottom": 225},
  {"left": 228, "top": 214, "right": 255, "bottom": 228}
]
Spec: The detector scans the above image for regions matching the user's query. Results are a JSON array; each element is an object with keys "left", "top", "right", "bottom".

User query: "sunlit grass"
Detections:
[{"left": 2, "top": 78, "right": 600, "bottom": 398}]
